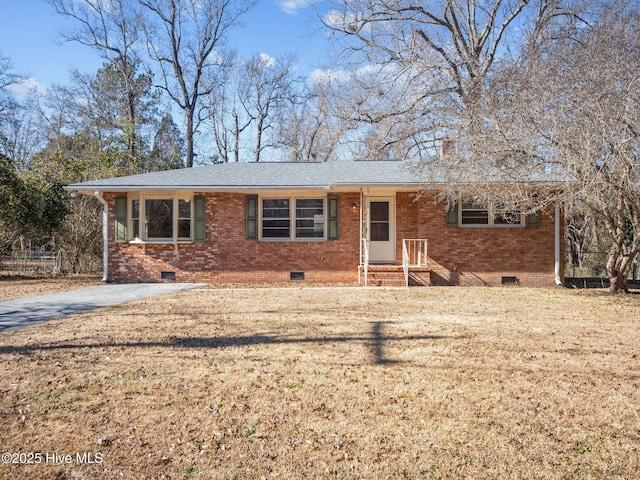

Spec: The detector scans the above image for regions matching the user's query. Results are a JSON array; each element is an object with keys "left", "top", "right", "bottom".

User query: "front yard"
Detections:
[
  {"left": 0, "top": 286, "right": 638, "bottom": 479},
  {"left": 0, "top": 275, "right": 101, "bottom": 302}
]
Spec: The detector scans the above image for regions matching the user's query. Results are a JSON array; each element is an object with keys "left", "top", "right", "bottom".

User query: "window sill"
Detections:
[
  {"left": 128, "top": 238, "right": 193, "bottom": 253},
  {"left": 259, "top": 238, "right": 327, "bottom": 242},
  {"left": 458, "top": 224, "right": 524, "bottom": 229}
]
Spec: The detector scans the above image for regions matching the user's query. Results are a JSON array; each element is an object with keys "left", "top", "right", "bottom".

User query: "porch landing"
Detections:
[{"left": 358, "top": 265, "right": 431, "bottom": 287}]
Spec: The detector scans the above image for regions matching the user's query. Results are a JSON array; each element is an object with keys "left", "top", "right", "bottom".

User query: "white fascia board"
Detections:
[{"left": 65, "top": 185, "right": 334, "bottom": 194}]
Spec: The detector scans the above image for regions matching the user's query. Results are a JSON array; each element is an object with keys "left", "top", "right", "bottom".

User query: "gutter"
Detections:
[
  {"left": 68, "top": 185, "right": 334, "bottom": 193},
  {"left": 94, "top": 190, "right": 109, "bottom": 283},
  {"left": 554, "top": 202, "right": 562, "bottom": 286},
  {"left": 65, "top": 180, "right": 566, "bottom": 194}
]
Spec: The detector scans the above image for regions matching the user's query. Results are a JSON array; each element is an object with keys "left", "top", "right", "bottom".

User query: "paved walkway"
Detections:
[{"left": 0, "top": 283, "right": 204, "bottom": 332}]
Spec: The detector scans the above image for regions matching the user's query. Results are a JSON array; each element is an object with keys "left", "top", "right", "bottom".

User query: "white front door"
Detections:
[{"left": 367, "top": 196, "right": 396, "bottom": 263}]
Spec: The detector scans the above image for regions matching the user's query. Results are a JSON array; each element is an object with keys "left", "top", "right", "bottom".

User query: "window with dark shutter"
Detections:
[
  {"left": 446, "top": 201, "right": 458, "bottom": 227},
  {"left": 194, "top": 196, "right": 206, "bottom": 242},
  {"left": 328, "top": 196, "right": 339, "bottom": 240},
  {"left": 115, "top": 196, "right": 127, "bottom": 242},
  {"left": 526, "top": 212, "right": 540, "bottom": 227},
  {"left": 246, "top": 195, "right": 258, "bottom": 239}
]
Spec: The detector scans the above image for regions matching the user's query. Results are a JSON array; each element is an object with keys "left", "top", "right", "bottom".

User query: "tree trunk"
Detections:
[
  {"left": 609, "top": 271, "right": 629, "bottom": 294},
  {"left": 234, "top": 111, "right": 240, "bottom": 163},
  {"left": 127, "top": 89, "right": 138, "bottom": 168},
  {"left": 607, "top": 247, "right": 633, "bottom": 293},
  {"left": 254, "top": 117, "right": 264, "bottom": 162},
  {"left": 185, "top": 107, "right": 195, "bottom": 168}
]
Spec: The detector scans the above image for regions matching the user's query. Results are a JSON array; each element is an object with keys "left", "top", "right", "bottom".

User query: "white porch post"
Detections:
[
  {"left": 95, "top": 190, "right": 109, "bottom": 283},
  {"left": 359, "top": 189, "right": 363, "bottom": 266},
  {"left": 554, "top": 201, "right": 562, "bottom": 286}
]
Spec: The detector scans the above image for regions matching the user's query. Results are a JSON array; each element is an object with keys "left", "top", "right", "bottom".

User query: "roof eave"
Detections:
[
  {"left": 65, "top": 185, "right": 334, "bottom": 193},
  {"left": 65, "top": 180, "right": 569, "bottom": 195}
]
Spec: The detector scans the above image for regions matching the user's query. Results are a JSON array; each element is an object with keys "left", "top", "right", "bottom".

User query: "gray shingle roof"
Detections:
[
  {"left": 66, "top": 160, "right": 424, "bottom": 191},
  {"left": 65, "top": 159, "right": 567, "bottom": 192}
]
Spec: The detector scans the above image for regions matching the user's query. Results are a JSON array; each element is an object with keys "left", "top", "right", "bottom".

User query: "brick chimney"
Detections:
[{"left": 439, "top": 138, "right": 454, "bottom": 158}]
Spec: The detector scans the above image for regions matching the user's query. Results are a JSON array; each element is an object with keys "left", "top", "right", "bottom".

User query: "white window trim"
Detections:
[
  {"left": 259, "top": 195, "right": 327, "bottom": 242},
  {"left": 128, "top": 192, "right": 195, "bottom": 243},
  {"left": 459, "top": 200, "right": 524, "bottom": 228}
]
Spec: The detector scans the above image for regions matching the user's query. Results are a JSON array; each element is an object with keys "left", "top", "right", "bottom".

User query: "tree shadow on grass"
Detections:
[
  {"left": 0, "top": 301, "right": 117, "bottom": 332},
  {"left": 0, "top": 321, "right": 451, "bottom": 366}
]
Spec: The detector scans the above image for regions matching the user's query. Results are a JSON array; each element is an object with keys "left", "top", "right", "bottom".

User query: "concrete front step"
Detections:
[{"left": 358, "top": 265, "right": 431, "bottom": 287}]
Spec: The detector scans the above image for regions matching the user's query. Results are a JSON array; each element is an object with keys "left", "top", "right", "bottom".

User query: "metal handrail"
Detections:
[
  {"left": 362, "top": 238, "right": 370, "bottom": 287},
  {"left": 402, "top": 241, "right": 409, "bottom": 287},
  {"left": 402, "top": 239, "right": 428, "bottom": 287},
  {"left": 360, "top": 205, "right": 370, "bottom": 286}
]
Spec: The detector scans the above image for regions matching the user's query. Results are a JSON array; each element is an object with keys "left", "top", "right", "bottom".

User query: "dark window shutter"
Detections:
[
  {"left": 194, "top": 195, "right": 206, "bottom": 242},
  {"left": 526, "top": 212, "right": 540, "bottom": 227},
  {"left": 446, "top": 201, "right": 458, "bottom": 227},
  {"left": 246, "top": 195, "right": 258, "bottom": 239},
  {"left": 328, "top": 195, "right": 339, "bottom": 240},
  {"left": 115, "top": 196, "right": 127, "bottom": 242}
]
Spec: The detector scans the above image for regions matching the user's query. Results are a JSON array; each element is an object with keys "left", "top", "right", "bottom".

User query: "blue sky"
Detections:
[{"left": 0, "top": 0, "right": 332, "bottom": 95}]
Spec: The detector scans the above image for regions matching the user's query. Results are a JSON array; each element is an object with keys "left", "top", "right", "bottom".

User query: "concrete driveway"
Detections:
[{"left": 0, "top": 283, "right": 205, "bottom": 332}]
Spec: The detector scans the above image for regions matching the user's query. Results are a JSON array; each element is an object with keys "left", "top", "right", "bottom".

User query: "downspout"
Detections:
[
  {"left": 554, "top": 202, "right": 562, "bottom": 286},
  {"left": 358, "top": 189, "right": 363, "bottom": 285},
  {"left": 95, "top": 190, "right": 109, "bottom": 283},
  {"left": 359, "top": 189, "right": 363, "bottom": 263}
]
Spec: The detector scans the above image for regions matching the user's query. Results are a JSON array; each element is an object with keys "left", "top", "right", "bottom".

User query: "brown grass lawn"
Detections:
[
  {"left": 0, "top": 275, "right": 102, "bottom": 302},
  {"left": 0, "top": 286, "right": 639, "bottom": 479}
]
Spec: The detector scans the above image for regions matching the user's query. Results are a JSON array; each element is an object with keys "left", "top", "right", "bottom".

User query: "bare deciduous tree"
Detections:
[
  {"left": 242, "top": 53, "right": 299, "bottom": 162},
  {"left": 207, "top": 51, "right": 247, "bottom": 163},
  {"left": 549, "top": 2, "right": 640, "bottom": 293},
  {"left": 0, "top": 95, "right": 44, "bottom": 168},
  {"left": 0, "top": 55, "right": 23, "bottom": 115},
  {"left": 322, "top": 0, "right": 576, "bottom": 155},
  {"left": 0, "top": 56, "right": 29, "bottom": 164},
  {"left": 50, "top": 0, "right": 146, "bottom": 161},
  {"left": 468, "top": 0, "right": 640, "bottom": 292},
  {"left": 206, "top": 53, "right": 301, "bottom": 162},
  {"left": 276, "top": 84, "right": 345, "bottom": 163},
  {"left": 139, "top": 0, "right": 254, "bottom": 167}
]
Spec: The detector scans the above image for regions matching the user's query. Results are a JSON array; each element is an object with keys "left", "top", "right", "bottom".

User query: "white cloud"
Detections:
[
  {"left": 307, "top": 63, "right": 407, "bottom": 91},
  {"left": 89, "top": 0, "right": 112, "bottom": 10},
  {"left": 278, "top": 0, "right": 316, "bottom": 15},
  {"left": 323, "top": 9, "right": 374, "bottom": 36},
  {"left": 308, "top": 68, "right": 350, "bottom": 86},
  {"left": 323, "top": 9, "right": 358, "bottom": 30},
  {"left": 323, "top": 9, "right": 343, "bottom": 28},
  {"left": 259, "top": 53, "right": 276, "bottom": 68},
  {"left": 205, "top": 49, "right": 225, "bottom": 66},
  {"left": 6, "top": 78, "right": 47, "bottom": 98}
]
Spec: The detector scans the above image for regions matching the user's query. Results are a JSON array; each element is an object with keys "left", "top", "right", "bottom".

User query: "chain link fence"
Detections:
[
  {"left": 0, "top": 250, "right": 62, "bottom": 276},
  {"left": 565, "top": 251, "right": 640, "bottom": 288},
  {"left": 565, "top": 251, "right": 608, "bottom": 279}
]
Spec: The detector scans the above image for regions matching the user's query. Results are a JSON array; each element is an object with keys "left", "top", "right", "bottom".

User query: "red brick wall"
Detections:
[
  {"left": 406, "top": 192, "right": 561, "bottom": 287},
  {"left": 105, "top": 192, "right": 361, "bottom": 284},
  {"left": 103, "top": 191, "right": 561, "bottom": 287}
]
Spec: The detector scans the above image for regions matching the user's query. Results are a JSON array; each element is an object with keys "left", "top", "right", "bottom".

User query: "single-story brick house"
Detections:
[{"left": 66, "top": 160, "right": 564, "bottom": 286}]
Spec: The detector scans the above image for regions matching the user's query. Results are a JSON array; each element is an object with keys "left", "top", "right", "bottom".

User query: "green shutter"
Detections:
[
  {"left": 526, "top": 212, "right": 540, "bottom": 227},
  {"left": 246, "top": 195, "right": 258, "bottom": 240},
  {"left": 194, "top": 195, "right": 206, "bottom": 242},
  {"left": 446, "top": 201, "right": 459, "bottom": 227},
  {"left": 115, "top": 196, "right": 128, "bottom": 242},
  {"left": 328, "top": 195, "right": 339, "bottom": 240}
]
